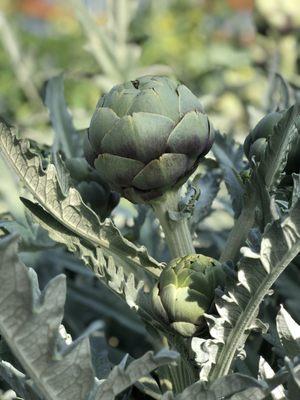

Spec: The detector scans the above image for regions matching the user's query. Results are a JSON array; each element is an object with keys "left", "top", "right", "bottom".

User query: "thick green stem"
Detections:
[
  {"left": 150, "top": 190, "right": 196, "bottom": 390},
  {"left": 151, "top": 190, "right": 195, "bottom": 259}
]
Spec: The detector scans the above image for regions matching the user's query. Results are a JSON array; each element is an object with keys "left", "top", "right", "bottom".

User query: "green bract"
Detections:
[
  {"left": 244, "top": 111, "right": 300, "bottom": 174},
  {"left": 84, "top": 76, "right": 214, "bottom": 203},
  {"left": 151, "top": 254, "right": 225, "bottom": 337}
]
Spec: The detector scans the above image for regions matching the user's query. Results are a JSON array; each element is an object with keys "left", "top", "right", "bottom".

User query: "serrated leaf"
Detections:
[
  {"left": 276, "top": 306, "right": 300, "bottom": 359},
  {"left": 164, "top": 373, "right": 276, "bottom": 400},
  {"left": 212, "top": 132, "right": 245, "bottom": 218},
  {"left": 201, "top": 195, "right": 300, "bottom": 381},
  {"left": 0, "top": 234, "right": 95, "bottom": 400},
  {"left": 0, "top": 119, "right": 162, "bottom": 282},
  {"left": 19, "top": 198, "right": 152, "bottom": 315},
  {"left": 91, "top": 349, "right": 178, "bottom": 400},
  {"left": 258, "top": 103, "right": 300, "bottom": 191},
  {"left": 189, "top": 167, "right": 222, "bottom": 231},
  {"left": 0, "top": 361, "right": 40, "bottom": 400},
  {"left": 0, "top": 217, "right": 54, "bottom": 252},
  {"left": 0, "top": 234, "right": 172, "bottom": 400},
  {"left": 220, "top": 104, "right": 300, "bottom": 264},
  {"left": 210, "top": 374, "right": 268, "bottom": 400}
]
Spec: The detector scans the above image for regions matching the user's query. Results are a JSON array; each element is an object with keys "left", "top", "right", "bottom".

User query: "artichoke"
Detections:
[
  {"left": 244, "top": 111, "right": 300, "bottom": 174},
  {"left": 84, "top": 76, "right": 214, "bottom": 203},
  {"left": 151, "top": 254, "right": 225, "bottom": 337}
]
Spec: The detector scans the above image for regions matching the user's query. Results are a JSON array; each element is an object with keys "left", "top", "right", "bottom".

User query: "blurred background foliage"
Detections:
[
  {"left": 0, "top": 0, "right": 299, "bottom": 395},
  {"left": 0, "top": 0, "right": 299, "bottom": 139}
]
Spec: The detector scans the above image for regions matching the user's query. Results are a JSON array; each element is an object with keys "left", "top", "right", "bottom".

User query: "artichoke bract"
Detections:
[
  {"left": 151, "top": 254, "right": 225, "bottom": 337},
  {"left": 244, "top": 111, "right": 300, "bottom": 174},
  {"left": 84, "top": 76, "right": 214, "bottom": 203}
]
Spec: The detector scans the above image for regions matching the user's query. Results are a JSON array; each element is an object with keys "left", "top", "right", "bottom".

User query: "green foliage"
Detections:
[
  {"left": 0, "top": 1, "right": 300, "bottom": 398},
  {"left": 0, "top": 234, "right": 178, "bottom": 400},
  {"left": 1, "top": 72, "right": 300, "bottom": 398}
]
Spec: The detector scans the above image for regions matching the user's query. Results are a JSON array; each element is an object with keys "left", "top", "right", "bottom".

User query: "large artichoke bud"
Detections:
[
  {"left": 244, "top": 111, "right": 300, "bottom": 174},
  {"left": 84, "top": 76, "right": 214, "bottom": 203},
  {"left": 151, "top": 254, "right": 225, "bottom": 337}
]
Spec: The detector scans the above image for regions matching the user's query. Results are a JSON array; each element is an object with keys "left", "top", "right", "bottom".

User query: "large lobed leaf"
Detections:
[
  {"left": 193, "top": 188, "right": 300, "bottom": 381},
  {"left": 0, "top": 118, "right": 162, "bottom": 283},
  {"left": 257, "top": 103, "right": 300, "bottom": 191},
  {"left": 19, "top": 197, "right": 152, "bottom": 316},
  {"left": 0, "top": 234, "right": 178, "bottom": 400},
  {"left": 91, "top": 350, "right": 178, "bottom": 400},
  {"left": 220, "top": 103, "right": 300, "bottom": 263},
  {"left": 161, "top": 369, "right": 293, "bottom": 400},
  {"left": 0, "top": 234, "right": 95, "bottom": 400}
]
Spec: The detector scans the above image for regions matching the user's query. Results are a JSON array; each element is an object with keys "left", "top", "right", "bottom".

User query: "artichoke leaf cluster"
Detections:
[
  {"left": 84, "top": 76, "right": 214, "bottom": 203},
  {"left": 151, "top": 254, "right": 226, "bottom": 337}
]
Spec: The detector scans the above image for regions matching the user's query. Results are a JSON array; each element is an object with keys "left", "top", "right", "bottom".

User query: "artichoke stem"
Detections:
[{"left": 151, "top": 190, "right": 195, "bottom": 259}]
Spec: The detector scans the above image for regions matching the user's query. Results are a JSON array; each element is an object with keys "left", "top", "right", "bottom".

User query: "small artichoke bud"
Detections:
[
  {"left": 151, "top": 254, "right": 225, "bottom": 337},
  {"left": 65, "top": 156, "right": 120, "bottom": 220},
  {"left": 84, "top": 76, "right": 214, "bottom": 203},
  {"left": 244, "top": 111, "right": 300, "bottom": 174}
]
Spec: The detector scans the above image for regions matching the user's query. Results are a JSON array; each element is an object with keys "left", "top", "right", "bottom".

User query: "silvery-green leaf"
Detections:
[
  {"left": 0, "top": 234, "right": 94, "bottom": 400},
  {"left": 0, "top": 218, "right": 54, "bottom": 252},
  {"left": 259, "top": 357, "right": 286, "bottom": 400},
  {"left": 257, "top": 103, "right": 300, "bottom": 191},
  {"left": 164, "top": 373, "right": 280, "bottom": 400},
  {"left": 221, "top": 104, "right": 300, "bottom": 264},
  {"left": 276, "top": 306, "right": 300, "bottom": 359},
  {"left": 189, "top": 164, "right": 222, "bottom": 231},
  {"left": 91, "top": 349, "right": 178, "bottom": 400},
  {"left": 201, "top": 194, "right": 300, "bottom": 381},
  {"left": 292, "top": 174, "right": 300, "bottom": 208},
  {"left": 212, "top": 131, "right": 245, "bottom": 218},
  {"left": 286, "top": 358, "right": 300, "bottom": 400},
  {"left": 0, "top": 119, "right": 162, "bottom": 282},
  {"left": 19, "top": 198, "right": 151, "bottom": 315},
  {"left": 0, "top": 361, "right": 39, "bottom": 400}
]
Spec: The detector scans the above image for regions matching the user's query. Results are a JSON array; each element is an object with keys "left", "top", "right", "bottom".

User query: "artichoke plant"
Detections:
[
  {"left": 84, "top": 75, "right": 214, "bottom": 203},
  {"left": 244, "top": 111, "right": 300, "bottom": 174},
  {"left": 151, "top": 254, "right": 225, "bottom": 337}
]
